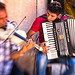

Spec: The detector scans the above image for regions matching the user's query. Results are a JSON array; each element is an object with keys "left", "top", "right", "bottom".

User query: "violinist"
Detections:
[
  {"left": 27, "top": 1, "right": 75, "bottom": 75},
  {"left": 0, "top": 2, "right": 49, "bottom": 75},
  {"left": 0, "top": 2, "right": 35, "bottom": 75}
]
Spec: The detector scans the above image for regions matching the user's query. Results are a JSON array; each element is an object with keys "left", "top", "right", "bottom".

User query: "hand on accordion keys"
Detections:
[{"left": 39, "top": 41, "right": 50, "bottom": 55}]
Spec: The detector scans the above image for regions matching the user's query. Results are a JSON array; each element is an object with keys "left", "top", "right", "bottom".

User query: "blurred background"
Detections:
[{"left": 0, "top": 0, "right": 74, "bottom": 75}]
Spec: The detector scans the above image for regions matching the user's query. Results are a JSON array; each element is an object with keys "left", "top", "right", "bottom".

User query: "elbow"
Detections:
[{"left": 26, "top": 33, "right": 31, "bottom": 39}]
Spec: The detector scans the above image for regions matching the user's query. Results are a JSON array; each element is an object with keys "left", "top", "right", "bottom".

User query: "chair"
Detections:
[{"left": 46, "top": 59, "right": 67, "bottom": 75}]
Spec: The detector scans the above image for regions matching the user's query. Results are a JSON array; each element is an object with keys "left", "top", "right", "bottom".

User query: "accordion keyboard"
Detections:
[{"left": 42, "top": 22, "right": 58, "bottom": 59}]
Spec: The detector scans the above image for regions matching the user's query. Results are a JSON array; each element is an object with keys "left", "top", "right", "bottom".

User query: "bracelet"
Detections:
[{"left": 39, "top": 44, "right": 41, "bottom": 46}]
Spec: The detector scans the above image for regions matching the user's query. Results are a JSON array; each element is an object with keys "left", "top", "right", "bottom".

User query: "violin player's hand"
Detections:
[{"left": 20, "top": 39, "right": 35, "bottom": 54}]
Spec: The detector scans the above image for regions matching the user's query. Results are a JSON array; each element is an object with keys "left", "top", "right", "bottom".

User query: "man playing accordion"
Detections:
[{"left": 27, "top": 1, "right": 75, "bottom": 75}]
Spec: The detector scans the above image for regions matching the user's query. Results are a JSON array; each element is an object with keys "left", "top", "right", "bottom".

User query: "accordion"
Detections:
[{"left": 42, "top": 19, "right": 75, "bottom": 60}]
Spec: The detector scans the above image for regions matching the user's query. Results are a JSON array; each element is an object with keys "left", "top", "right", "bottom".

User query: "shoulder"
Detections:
[
  {"left": 35, "top": 13, "right": 47, "bottom": 22},
  {"left": 7, "top": 20, "right": 16, "bottom": 30},
  {"left": 61, "top": 15, "right": 67, "bottom": 19},
  {"left": 39, "top": 13, "right": 47, "bottom": 19}
]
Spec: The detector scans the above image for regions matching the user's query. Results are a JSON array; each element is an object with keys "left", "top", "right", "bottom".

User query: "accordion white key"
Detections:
[{"left": 42, "top": 19, "right": 75, "bottom": 60}]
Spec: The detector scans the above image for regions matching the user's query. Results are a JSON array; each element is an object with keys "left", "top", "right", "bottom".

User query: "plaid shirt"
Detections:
[
  {"left": 0, "top": 39, "right": 18, "bottom": 75},
  {"left": 0, "top": 20, "right": 19, "bottom": 75}
]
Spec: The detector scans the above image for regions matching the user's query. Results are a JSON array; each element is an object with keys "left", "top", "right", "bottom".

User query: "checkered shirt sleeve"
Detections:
[{"left": 0, "top": 39, "right": 18, "bottom": 75}]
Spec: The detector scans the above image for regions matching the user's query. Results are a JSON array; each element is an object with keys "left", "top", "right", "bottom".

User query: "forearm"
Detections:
[
  {"left": 10, "top": 50, "right": 21, "bottom": 60},
  {"left": 27, "top": 29, "right": 36, "bottom": 39},
  {"left": 10, "top": 39, "right": 35, "bottom": 60},
  {"left": 10, "top": 46, "right": 28, "bottom": 60}
]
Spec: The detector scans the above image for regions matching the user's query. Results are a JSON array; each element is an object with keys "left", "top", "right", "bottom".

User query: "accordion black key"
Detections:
[{"left": 42, "top": 19, "right": 75, "bottom": 59}]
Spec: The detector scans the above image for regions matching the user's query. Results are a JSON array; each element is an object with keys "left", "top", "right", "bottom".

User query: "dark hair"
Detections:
[
  {"left": 48, "top": 1, "right": 63, "bottom": 15},
  {"left": 0, "top": 2, "right": 6, "bottom": 10}
]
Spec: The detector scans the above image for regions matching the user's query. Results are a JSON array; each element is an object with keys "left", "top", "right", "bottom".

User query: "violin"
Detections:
[
  {"left": 0, "top": 29, "right": 27, "bottom": 45},
  {"left": 0, "top": 16, "right": 43, "bottom": 51}
]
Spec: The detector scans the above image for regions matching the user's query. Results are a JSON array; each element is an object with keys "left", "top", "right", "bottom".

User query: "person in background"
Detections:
[
  {"left": 27, "top": 1, "right": 75, "bottom": 75},
  {"left": 0, "top": 2, "right": 49, "bottom": 75},
  {"left": 64, "top": 0, "right": 75, "bottom": 8},
  {"left": 64, "top": 0, "right": 75, "bottom": 19}
]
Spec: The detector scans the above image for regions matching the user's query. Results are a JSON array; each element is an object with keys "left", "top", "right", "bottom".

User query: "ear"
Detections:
[{"left": 57, "top": 14, "right": 62, "bottom": 18}]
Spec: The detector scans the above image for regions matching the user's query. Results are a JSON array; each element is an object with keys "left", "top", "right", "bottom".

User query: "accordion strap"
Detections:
[
  {"left": 58, "top": 14, "right": 64, "bottom": 19},
  {"left": 40, "top": 15, "right": 47, "bottom": 19}
]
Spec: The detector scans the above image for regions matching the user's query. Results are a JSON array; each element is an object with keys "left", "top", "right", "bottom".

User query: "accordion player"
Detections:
[{"left": 42, "top": 19, "right": 75, "bottom": 60}]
